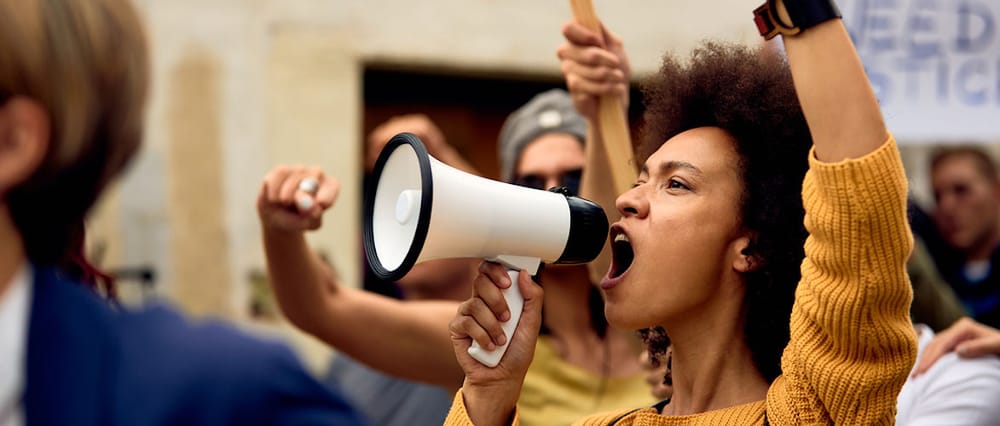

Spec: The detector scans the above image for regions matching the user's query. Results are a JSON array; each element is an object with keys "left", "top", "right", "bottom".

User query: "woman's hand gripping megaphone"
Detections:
[
  {"left": 449, "top": 261, "right": 544, "bottom": 419},
  {"left": 257, "top": 165, "right": 339, "bottom": 233}
]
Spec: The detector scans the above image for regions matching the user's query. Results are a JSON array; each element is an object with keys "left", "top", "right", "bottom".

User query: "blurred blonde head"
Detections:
[{"left": 0, "top": 0, "right": 149, "bottom": 266}]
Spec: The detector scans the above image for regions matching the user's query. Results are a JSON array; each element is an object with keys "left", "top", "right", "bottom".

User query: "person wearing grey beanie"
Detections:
[
  {"left": 260, "top": 89, "right": 655, "bottom": 426},
  {"left": 498, "top": 89, "right": 589, "bottom": 197},
  {"left": 489, "top": 88, "right": 655, "bottom": 424}
]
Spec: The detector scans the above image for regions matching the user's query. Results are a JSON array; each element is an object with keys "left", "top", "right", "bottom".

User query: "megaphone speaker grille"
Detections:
[{"left": 364, "top": 133, "right": 434, "bottom": 281}]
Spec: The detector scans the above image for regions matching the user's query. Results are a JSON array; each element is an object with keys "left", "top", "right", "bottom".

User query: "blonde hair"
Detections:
[{"left": 0, "top": 0, "right": 149, "bottom": 265}]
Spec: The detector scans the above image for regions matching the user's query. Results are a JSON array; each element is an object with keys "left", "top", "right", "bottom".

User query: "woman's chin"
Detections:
[{"left": 604, "top": 303, "right": 647, "bottom": 331}]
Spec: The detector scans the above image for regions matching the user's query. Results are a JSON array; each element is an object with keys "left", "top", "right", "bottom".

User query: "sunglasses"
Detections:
[{"left": 511, "top": 168, "right": 583, "bottom": 196}]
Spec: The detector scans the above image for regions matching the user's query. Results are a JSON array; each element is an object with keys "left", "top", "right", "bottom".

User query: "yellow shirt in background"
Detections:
[{"left": 518, "top": 336, "right": 656, "bottom": 426}]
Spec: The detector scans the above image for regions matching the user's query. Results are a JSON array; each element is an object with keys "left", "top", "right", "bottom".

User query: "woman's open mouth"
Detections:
[{"left": 602, "top": 225, "right": 634, "bottom": 289}]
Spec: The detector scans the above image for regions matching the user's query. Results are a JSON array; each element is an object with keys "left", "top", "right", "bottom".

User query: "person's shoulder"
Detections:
[
  {"left": 114, "top": 304, "right": 367, "bottom": 424},
  {"left": 28, "top": 267, "right": 119, "bottom": 349},
  {"left": 926, "top": 350, "right": 1000, "bottom": 384},
  {"left": 31, "top": 267, "right": 116, "bottom": 318},
  {"left": 900, "top": 343, "right": 1000, "bottom": 423},
  {"left": 117, "top": 303, "right": 307, "bottom": 382}
]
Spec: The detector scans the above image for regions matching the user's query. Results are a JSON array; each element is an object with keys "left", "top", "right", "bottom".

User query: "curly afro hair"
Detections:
[{"left": 637, "top": 42, "right": 812, "bottom": 383}]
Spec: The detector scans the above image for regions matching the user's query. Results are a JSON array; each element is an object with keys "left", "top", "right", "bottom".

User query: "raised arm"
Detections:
[
  {"left": 776, "top": 2, "right": 886, "bottom": 161},
  {"left": 257, "top": 166, "right": 464, "bottom": 390},
  {"left": 765, "top": 0, "right": 917, "bottom": 423}
]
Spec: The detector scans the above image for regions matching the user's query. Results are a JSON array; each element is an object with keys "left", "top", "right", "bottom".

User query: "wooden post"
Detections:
[{"left": 569, "top": 0, "right": 637, "bottom": 196}]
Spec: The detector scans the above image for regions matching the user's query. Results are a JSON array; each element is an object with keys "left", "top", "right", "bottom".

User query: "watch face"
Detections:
[
  {"left": 753, "top": 2, "right": 781, "bottom": 40},
  {"left": 752, "top": 0, "right": 807, "bottom": 40}
]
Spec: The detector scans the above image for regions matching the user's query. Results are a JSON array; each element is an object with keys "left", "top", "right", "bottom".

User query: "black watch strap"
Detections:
[{"left": 754, "top": 0, "right": 842, "bottom": 40}]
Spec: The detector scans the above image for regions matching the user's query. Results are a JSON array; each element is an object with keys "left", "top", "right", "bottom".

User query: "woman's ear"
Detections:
[
  {"left": 0, "top": 97, "right": 50, "bottom": 196},
  {"left": 731, "top": 235, "right": 761, "bottom": 273}
]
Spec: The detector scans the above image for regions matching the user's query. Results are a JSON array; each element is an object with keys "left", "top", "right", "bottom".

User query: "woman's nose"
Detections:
[{"left": 616, "top": 186, "right": 645, "bottom": 218}]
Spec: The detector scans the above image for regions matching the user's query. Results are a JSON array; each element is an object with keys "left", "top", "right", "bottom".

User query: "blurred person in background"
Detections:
[
  {"left": 0, "top": 0, "right": 364, "bottom": 424},
  {"left": 894, "top": 317, "right": 1000, "bottom": 425},
  {"left": 930, "top": 147, "right": 1000, "bottom": 328},
  {"left": 259, "top": 89, "right": 655, "bottom": 426},
  {"left": 907, "top": 236, "right": 968, "bottom": 331},
  {"left": 914, "top": 317, "right": 1000, "bottom": 373},
  {"left": 321, "top": 114, "right": 479, "bottom": 426},
  {"left": 906, "top": 199, "right": 968, "bottom": 331}
]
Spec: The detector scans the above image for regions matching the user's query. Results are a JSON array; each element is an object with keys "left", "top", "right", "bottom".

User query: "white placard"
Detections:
[{"left": 840, "top": 0, "right": 1000, "bottom": 143}]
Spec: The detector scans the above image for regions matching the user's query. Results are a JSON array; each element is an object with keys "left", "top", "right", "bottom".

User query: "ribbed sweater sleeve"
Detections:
[{"left": 766, "top": 135, "right": 918, "bottom": 425}]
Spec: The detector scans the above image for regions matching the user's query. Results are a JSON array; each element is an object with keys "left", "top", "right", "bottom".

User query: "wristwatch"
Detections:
[{"left": 753, "top": 0, "right": 842, "bottom": 40}]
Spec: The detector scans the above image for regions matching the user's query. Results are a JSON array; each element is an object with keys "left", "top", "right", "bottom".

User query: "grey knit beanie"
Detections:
[{"left": 498, "top": 89, "right": 587, "bottom": 182}]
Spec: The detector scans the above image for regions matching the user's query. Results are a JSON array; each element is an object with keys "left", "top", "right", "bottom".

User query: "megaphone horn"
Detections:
[{"left": 363, "top": 132, "right": 608, "bottom": 367}]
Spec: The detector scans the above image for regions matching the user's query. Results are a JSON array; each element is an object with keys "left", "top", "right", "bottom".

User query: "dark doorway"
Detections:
[{"left": 363, "top": 66, "right": 643, "bottom": 180}]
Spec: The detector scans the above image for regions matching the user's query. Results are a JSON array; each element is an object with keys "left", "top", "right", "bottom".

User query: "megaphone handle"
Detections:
[{"left": 467, "top": 269, "right": 524, "bottom": 368}]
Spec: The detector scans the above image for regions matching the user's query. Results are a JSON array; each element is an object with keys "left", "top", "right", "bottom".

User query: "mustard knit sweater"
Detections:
[{"left": 445, "top": 136, "right": 918, "bottom": 425}]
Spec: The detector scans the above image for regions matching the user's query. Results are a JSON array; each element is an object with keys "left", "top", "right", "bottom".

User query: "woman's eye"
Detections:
[{"left": 666, "top": 179, "right": 689, "bottom": 190}]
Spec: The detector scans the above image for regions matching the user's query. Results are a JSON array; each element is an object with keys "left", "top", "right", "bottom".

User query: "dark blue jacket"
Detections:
[{"left": 23, "top": 266, "right": 367, "bottom": 426}]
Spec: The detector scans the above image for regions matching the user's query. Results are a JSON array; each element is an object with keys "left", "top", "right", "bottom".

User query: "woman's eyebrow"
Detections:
[{"left": 642, "top": 160, "right": 703, "bottom": 179}]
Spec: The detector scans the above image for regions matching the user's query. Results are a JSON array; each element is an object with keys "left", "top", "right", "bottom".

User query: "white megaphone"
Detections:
[{"left": 364, "top": 133, "right": 608, "bottom": 367}]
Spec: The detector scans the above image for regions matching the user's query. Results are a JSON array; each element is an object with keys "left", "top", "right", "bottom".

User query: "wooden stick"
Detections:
[{"left": 569, "top": 0, "right": 637, "bottom": 196}]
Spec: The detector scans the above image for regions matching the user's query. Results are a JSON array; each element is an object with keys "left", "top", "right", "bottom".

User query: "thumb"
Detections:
[
  {"left": 516, "top": 270, "right": 544, "bottom": 329},
  {"left": 600, "top": 23, "right": 620, "bottom": 49}
]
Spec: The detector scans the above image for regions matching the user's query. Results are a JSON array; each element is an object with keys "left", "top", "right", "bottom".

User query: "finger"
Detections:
[
  {"left": 278, "top": 168, "right": 307, "bottom": 205},
  {"left": 448, "top": 315, "right": 474, "bottom": 351},
  {"left": 560, "top": 53, "right": 624, "bottom": 81},
  {"left": 561, "top": 60, "right": 626, "bottom": 86},
  {"left": 914, "top": 318, "right": 975, "bottom": 376},
  {"left": 914, "top": 335, "right": 959, "bottom": 376},
  {"left": 263, "top": 167, "right": 294, "bottom": 205},
  {"left": 290, "top": 169, "right": 326, "bottom": 214},
  {"left": 518, "top": 269, "right": 543, "bottom": 302},
  {"left": 600, "top": 24, "right": 623, "bottom": 49},
  {"left": 562, "top": 21, "right": 604, "bottom": 48},
  {"left": 459, "top": 297, "right": 508, "bottom": 347},
  {"left": 558, "top": 45, "right": 621, "bottom": 69},
  {"left": 475, "top": 263, "right": 512, "bottom": 321},
  {"left": 957, "top": 335, "right": 1000, "bottom": 358},
  {"left": 566, "top": 74, "right": 627, "bottom": 99},
  {"left": 294, "top": 185, "right": 318, "bottom": 215},
  {"left": 295, "top": 195, "right": 316, "bottom": 214},
  {"left": 478, "top": 261, "right": 512, "bottom": 289},
  {"left": 510, "top": 269, "right": 544, "bottom": 344},
  {"left": 314, "top": 174, "right": 340, "bottom": 210},
  {"left": 450, "top": 315, "right": 496, "bottom": 351},
  {"left": 297, "top": 176, "right": 320, "bottom": 197}
]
